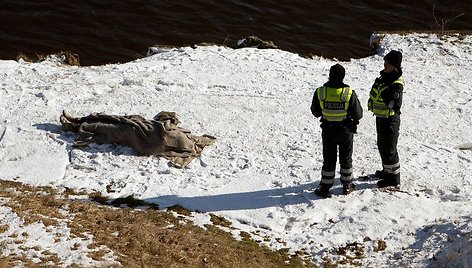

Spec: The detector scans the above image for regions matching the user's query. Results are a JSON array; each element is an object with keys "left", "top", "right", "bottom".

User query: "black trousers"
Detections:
[
  {"left": 321, "top": 125, "right": 353, "bottom": 186},
  {"left": 376, "top": 116, "right": 401, "bottom": 182},
  {"left": 376, "top": 116, "right": 400, "bottom": 165}
]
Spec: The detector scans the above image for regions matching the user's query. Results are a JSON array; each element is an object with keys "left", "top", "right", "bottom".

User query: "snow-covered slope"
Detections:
[{"left": 1, "top": 33, "right": 471, "bottom": 266}]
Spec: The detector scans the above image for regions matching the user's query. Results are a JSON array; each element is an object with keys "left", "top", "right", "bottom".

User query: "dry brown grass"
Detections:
[
  {"left": 0, "top": 225, "right": 8, "bottom": 233},
  {"left": 0, "top": 180, "right": 314, "bottom": 267}
]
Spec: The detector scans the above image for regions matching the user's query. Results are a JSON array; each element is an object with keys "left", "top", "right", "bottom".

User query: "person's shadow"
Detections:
[{"left": 144, "top": 182, "right": 322, "bottom": 212}]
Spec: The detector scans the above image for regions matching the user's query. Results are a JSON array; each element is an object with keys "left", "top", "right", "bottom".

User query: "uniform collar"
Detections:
[
  {"left": 324, "top": 80, "right": 349, "bottom": 88},
  {"left": 380, "top": 69, "right": 402, "bottom": 84}
]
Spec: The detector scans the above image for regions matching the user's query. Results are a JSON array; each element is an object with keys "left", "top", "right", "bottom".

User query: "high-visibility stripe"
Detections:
[
  {"left": 321, "top": 177, "right": 335, "bottom": 184},
  {"left": 318, "top": 87, "right": 325, "bottom": 100},
  {"left": 341, "top": 87, "right": 350, "bottom": 101},
  {"left": 384, "top": 168, "right": 400, "bottom": 175},
  {"left": 324, "top": 109, "right": 347, "bottom": 115},
  {"left": 340, "top": 175, "right": 352, "bottom": 183},
  {"left": 383, "top": 162, "right": 400, "bottom": 169},
  {"left": 383, "top": 162, "right": 400, "bottom": 174},
  {"left": 340, "top": 167, "right": 353, "bottom": 174},
  {"left": 321, "top": 170, "right": 336, "bottom": 177}
]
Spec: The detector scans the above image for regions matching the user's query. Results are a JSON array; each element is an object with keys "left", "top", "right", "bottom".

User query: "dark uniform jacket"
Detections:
[{"left": 311, "top": 80, "right": 363, "bottom": 132}]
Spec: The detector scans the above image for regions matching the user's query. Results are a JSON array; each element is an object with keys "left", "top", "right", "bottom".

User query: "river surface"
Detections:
[{"left": 0, "top": 0, "right": 470, "bottom": 65}]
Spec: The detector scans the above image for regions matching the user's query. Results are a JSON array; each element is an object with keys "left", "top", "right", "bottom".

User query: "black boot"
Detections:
[
  {"left": 314, "top": 183, "right": 332, "bottom": 198},
  {"left": 375, "top": 170, "right": 387, "bottom": 179},
  {"left": 342, "top": 182, "right": 355, "bottom": 195},
  {"left": 377, "top": 173, "right": 400, "bottom": 188}
]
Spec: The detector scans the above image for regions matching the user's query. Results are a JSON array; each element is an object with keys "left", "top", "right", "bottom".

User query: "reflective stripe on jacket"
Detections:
[
  {"left": 368, "top": 76, "right": 404, "bottom": 117},
  {"left": 317, "top": 86, "right": 352, "bottom": 122}
]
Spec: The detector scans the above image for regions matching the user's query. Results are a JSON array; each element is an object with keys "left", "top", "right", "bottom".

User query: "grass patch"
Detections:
[
  {"left": 374, "top": 240, "right": 387, "bottom": 252},
  {"left": 0, "top": 179, "right": 314, "bottom": 267},
  {"left": 209, "top": 213, "right": 233, "bottom": 228},
  {"left": 321, "top": 241, "right": 367, "bottom": 267},
  {"left": 167, "top": 204, "right": 192, "bottom": 216}
]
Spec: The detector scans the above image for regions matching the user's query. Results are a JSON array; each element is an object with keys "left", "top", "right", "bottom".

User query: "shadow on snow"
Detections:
[
  {"left": 144, "top": 182, "right": 321, "bottom": 212},
  {"left": 34, "top": 123, "right": 135, "bottom": 156}
]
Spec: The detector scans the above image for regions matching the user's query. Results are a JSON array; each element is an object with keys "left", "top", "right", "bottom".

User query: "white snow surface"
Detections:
[{"left": 1, "top": 33, "right": 471, "bottom": 266}]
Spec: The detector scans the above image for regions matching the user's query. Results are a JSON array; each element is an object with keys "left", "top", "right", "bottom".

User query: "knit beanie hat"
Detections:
[
  {"left": 329, "top": 64, "right": 345, "bottom": 82},
  {"left": 384, "top": 50, "right": 402, "bottom": 70}
]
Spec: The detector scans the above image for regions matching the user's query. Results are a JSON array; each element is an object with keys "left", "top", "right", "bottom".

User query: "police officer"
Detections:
[
  {"left": 311, "top": 64, "right": 363, "bottom": 198},
  {"left": 367, "top": 50, "right": 404, "bottom": 188}
]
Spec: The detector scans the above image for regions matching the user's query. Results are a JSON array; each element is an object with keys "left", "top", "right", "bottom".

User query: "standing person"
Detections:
[
  {"left": 367, "top": 50, "right": 405, "bottom": 188},
  {"left": 311, "top": 64, "right": 363, "bottom": 198}
]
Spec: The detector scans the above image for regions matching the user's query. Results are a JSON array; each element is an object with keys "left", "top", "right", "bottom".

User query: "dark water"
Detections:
[{"left": 0, "top": 0, "right": 471, "bottom": 66}]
